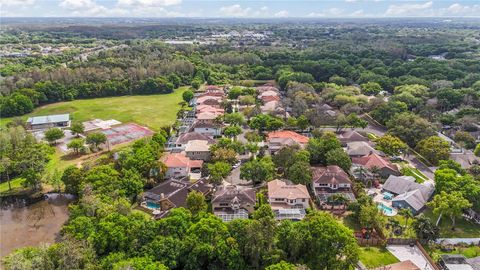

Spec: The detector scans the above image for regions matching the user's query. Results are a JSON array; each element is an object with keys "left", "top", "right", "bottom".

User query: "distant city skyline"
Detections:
[{"left": 1, "top": 0, "right": 480, "bottom": 18}]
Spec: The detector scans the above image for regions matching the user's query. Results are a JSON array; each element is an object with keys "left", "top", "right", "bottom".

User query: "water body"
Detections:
[{"left": 0, "top": 193, "right": 74, "bottom": 258}]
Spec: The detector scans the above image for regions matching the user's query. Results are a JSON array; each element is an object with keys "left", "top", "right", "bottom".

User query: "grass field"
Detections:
[
  {"left": 359, "top": 247, "right": 399, "bottom": 269},
  {"left": 1, "top": 87, "right": 188, "bottom": 131},
  {"left": 423, "top": 208, "right": 480, "bottom": 238},
  {"left": 400, "top": 165, "right": 429, "bottom": 183},
  {"left": 0, "top": 177, "right": 26, "bottom": 195}
]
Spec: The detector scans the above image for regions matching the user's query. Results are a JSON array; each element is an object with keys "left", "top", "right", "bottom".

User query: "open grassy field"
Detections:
[
  {"left": 0, "top": 177, "right": 26, "bottom": 195},
  {"left": 1, "top": 87, "right": 188, "bottom": 131},
  {"left": 423, "top": 208, "right": 480, "bottom": 238},
  {"left": 359, "top": 247, "right": 399, "bottom": 269}
]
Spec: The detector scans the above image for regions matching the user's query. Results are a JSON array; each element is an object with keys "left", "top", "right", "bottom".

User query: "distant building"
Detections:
[
  {"left": 346, "top": 141, "right": 379, "bottom": 157},
  {"left": 338, "top": 130, "right": 369, "bottom": 146},
  {"left": 383, "top": 175, "right": 434, "bottom": 214},
  {"left": 311, "top": 165, "right": 355, "bottom": 203},
  {"left": 142, "top": 178, "right": 212, "bottom": 218},
  {"left": 212, "top": 185, "right": 256, "bottom": 222},
  {"left": 352, "top": 153, "right": 400, "bottom": 178},
  {"left": 184, "top": 140, "right": 211, "bottom": 161},
  {"left": 439, "top": 254, "right": 475, "bottom": 270},
  {"left": 162, "top": 153, "right": 203, "bottom": 178},
  {"left": 267, "top": 130, "right": 309, "bottom": 154},
  {"left": 267, "top": 179, "right": 310, "bottom": 220},
  {"left": 26, "top": 114, "right": 70, "bottom": 130},
  {"left": 191, "top": 121, "right": 222, "bottom": 137}
]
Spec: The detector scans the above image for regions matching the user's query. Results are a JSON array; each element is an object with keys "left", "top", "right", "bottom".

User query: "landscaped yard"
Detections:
[
  {"left": 0, "top": 87, "right": 188, "bottom": 131},
  {"left": 359, "top": 247, "right": 399, "bottom": 269},
  {"left": 422, "top": 208, "right": 480, "bottom": 238},
  {"left": 0, "top": 177, "right": 27, "bottom": 195},
  {"left": 400, "top": 165, "right": 429, "bottom": 183}
]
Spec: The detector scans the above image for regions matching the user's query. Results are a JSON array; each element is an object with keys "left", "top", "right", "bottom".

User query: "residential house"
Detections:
[
  {"left": 352, "top": 153, "right": 400, "bottom": 178},
  {"left": 196, "top": 111, "right": 221, "bottom": 124},
  {"left": 383, "top": 175, "right": 434, "bottom": 214},
  {"left": 184, "top": 140, "right": 211, "bottom": 161},
  {"left": 142, "top": 178, "right": 212, "bottom": 218},
  {"left": 346, "top": 141, "right": 380, "bottom": 157},
  {"left": 196, "top": 104, "right": 225, "bottom": 114},
  {"left": 168, "top": 132, "right": 215, "bottom": 151},
  {"left": 26, "top": 114, "right": 71, "bottom": 130},
  {"left": 196, "top": 95, "right": 223, "bottom": 106},
  {"left": 267, "top": 130, "right": 309, "bottom": 154},
  {"left": 211, "top": 185, "right": 256, "bottom": 222},
  {"left": 162, "top": 153, "right": 203, "bottom": 178},
  {"left": 191, "top": 121, "right": 222, "bottom": 137},
  {"left": 311, "top": 165, "right": 355, "bottom": 203},
  {"left": 338, "top": 130, "right": 369, "bottom": 146},
  {"left": 267, "top": 179, "right": 310, "bottom": 220}
]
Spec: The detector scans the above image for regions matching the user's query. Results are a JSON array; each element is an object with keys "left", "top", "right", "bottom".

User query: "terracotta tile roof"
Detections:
[
  {"left": 261, "top": 95, "right": 280, "bottom": 103},
  {"left": 196, "top": 95, "right": 223, "bottom": 105},
  {"left": 162, "top": 153, "right": 203, "bottom": 168},
  {"left": 196, "top": 105, "right": 225, "bottom": 114},
  {"left": 267, "top": 130, "right": 309, "bottom": 144},
  {"left": 268, "top": 179, "right": 310, "bottom": 200},
  {"left": 196, "top": 111, "right": 221, "bottom": 120},
  {"left": 373, "top": 260, "right": 420, "bottom": 270},
  {"left": 351, "top": 153, "right": 398, "bottom": 172},
  {"left": 312, "top": 165, "right": 352, "bottom": 185}
]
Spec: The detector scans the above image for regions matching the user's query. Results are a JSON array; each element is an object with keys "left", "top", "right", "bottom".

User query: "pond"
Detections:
[{"left": 0, "top": 193, "right": 74, "bottom": 258}]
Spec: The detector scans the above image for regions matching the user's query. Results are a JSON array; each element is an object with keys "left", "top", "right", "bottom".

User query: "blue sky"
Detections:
[{"left": 1, "top": 0, "right": 480, "bottom": 18}]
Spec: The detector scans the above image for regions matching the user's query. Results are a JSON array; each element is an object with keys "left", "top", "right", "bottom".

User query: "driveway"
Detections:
[
  {"left": 225, "top": 165, "right": 251, "bottom": 186},
  {"left": 386, "top": 245, "right": 435, "bottom": 270}
]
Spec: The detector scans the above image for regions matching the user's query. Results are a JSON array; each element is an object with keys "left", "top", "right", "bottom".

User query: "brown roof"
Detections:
[
  {"left": 373, "top": 260, "right": 420, "bottom": 270},
  {"left": 176, "top": 132, "right": 215, "bottom": 145},
  {"left": 339, "top": 130, "right": 369, "bottom": 143},
  {"left": 144, "top": 178, "right": 212, "bottom": 208},
  {"left": 267, "top": 130, "right": 309, "bottom": 144},
  {"left": 162, "top": 153, "right": 203, "bottom": 168},
  {"left": 268, "top": 179, "right": 310, "bottom": 200},
  {"left": 261, "top": 95, "right": 280, "bottom": 103},
  {"left": 212, "top": 185, "right": 256, "bottom": 205},
  {"left": 312, "top": 165, "right": 352, "bottom": 185},
  {"left": 352, "top": 153, "right": 398, "bottom": 172},
  {"left": 192, "top": 121, "right": 218, "bottom": 129}
]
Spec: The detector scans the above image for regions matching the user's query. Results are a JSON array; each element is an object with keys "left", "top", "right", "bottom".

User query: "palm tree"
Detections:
[{"left": 399, "top": 208, "right": 414, "bottom": 230}]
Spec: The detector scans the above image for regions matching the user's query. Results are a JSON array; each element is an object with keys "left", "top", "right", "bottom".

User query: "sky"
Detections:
[{"left": 1, "top": 0, "right": 480, "bottom": 18}]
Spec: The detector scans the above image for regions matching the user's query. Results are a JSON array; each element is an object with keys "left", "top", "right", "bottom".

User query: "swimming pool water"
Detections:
[
  {"left": 378, "top": 203, "right": 393, "bottom": 215},
  {"left": 146, "top": 201, "right": 160, "bottom": 209}
]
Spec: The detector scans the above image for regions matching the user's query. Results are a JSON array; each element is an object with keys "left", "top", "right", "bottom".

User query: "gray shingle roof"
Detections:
[{"left": 27, "top": 114, "right": 70, "bottom": 125}]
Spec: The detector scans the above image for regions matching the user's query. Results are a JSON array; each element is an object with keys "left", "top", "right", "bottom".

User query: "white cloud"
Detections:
[
  {"left": 59, "top": 0, "right": 129, "bottom": 16},
  {"left": 219, "top": 4, "right": 251, "bottom": 17},
  {"left": 328, "top": 8, "right": 344, "bottom": 16},
  {"left": 274, "top": 10, "right": 289, "bottom": 18},
  {"left": 385, "top": 1, "right": 433, "bottom": 17},
  {"left": 0, "top": 0, "right": 35, "bottom": 6},
  {"left": 442, "top": 3, "right": 480, "bottom": 17},
  {"left": 307, "top": 12, "right": 326, "bottom": 17},
  {"left": 117, "top": 0, "right": 182, "bottom": 7},
  {"left": 351, "top": 9, "right": 365, "bottom": 17}
]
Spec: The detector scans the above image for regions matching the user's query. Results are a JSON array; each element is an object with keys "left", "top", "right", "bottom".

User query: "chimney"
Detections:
[{"left": 160, "top": 193, "right": 165, "bottom": 199}]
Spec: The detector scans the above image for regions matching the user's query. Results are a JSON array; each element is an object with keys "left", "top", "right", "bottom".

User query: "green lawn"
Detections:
[
  {"left": 400, "top": 166, "right": 429, "bottom": 183},
  {"left": 0, "top": 177, "right": 27, "bottom": 195},
  {"left": 1, "top": 87, "right": 188, "bottom": 131},
  {"left": 422, "top": 208, "right": 480, "bottom": 238},
  {"left": 359, "top": 247, "right": 399, "bottom": 269}
]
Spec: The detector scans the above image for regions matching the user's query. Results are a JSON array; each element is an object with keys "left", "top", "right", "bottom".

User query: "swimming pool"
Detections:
[
  {"left": 377, "top": 203, "right": 397, "bottom": 216},
  {"left": 146, "top": 201, "right": 160, "bottom": 209}
]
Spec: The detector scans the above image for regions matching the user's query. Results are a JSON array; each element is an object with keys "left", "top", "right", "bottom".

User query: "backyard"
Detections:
[
  {"left": 422, "top": 208, "right": 480, "bottom": 238},
  {"left": 359, "top": 247, "right": 400, "bottom": 269},
  {"left": 0, "top": 87, "right": 188, "bottom": 131}
]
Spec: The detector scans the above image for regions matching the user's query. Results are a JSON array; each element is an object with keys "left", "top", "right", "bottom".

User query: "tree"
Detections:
[
  {"left": 240, "top": 157, "right": 275, "bottom": 185},
  {"left": 277, "top": 211, "right": 359, "bottom": 269},
  {"left": 67, "top": 138, "right": 86, "bottom": 155},
  {"left": 0, "top": 157, "right": 12, "bottom": 191},
  {"left": 428, "top": 191, "right": 472, "bottom": 229},
  {"left": 361, "top": 82, "right": 382, "bottom": 96},
  {"left": 474, "top": 144, "right": 480, "bottom": 157},
  {"left": 398, "top": 208, "right": 414, "bottom": 229},
  {"left": 371, "top": 100, "right": 407, "bottom": 125},
  {"left": 415, "top": 136, "right": 450, "bottom": 166},
  {"left": 224, "top": 112, "right": 245, "bottom": 126},
  {"left": 70, "top": 122, "right": 85, "bottom": 137},
  {"left": 386, "top": 112, "right": 436, "bottom": 147},
  {"left": 454, "top": 131, "right": 476, "bottom": 149},
  {"left": 44, "top": 128, "right": 65, "bottom": 145},
  {"left": 182, "top": 89, "right": 194, "bottom": 103},
  {"left": 186, "top": 191, "right": 207, "bottom": 216},
  {"left": 306, "top": 132, "right": 342, "bottom": 165},
  {"left": 412, "top": 215, "right": 439, "bottom": 243},
  {"left": 266, "top": 261, "right": 298, "bottom": 270},
  {"left": 212, "top": 148, "right": 238, "bottom": 164},
  {"left": 296, "top": 115, "right": 309, "bottom": 131},
  {"left": 286, "top": 158, "right": 312, "bottom": 185},
  {"left": 246, "top": 143, "right": 260, "bottom": 159},
  {"left": 346, "top": 113, "right": 368, "bottom": 129},
  {"left": 61, "top": 165, "right": 84, "bottom": 196},
  {"left": 375, "top": 134, "right": 407, "bottom": 156},
  {"left": 228, "top": 87, "right": 244, "bottom": 100},
  {"left": 325, "top": 148, "right": 352, "bottom": 171},
  {"left": 86, "top": 132, "right": 107, "bottom": 151},
  {"left": 224, "top": 126, "right": 242, "bottom": 139},
  {"left": 208, "top": 161, "right": 231, "bottom": 185}
]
